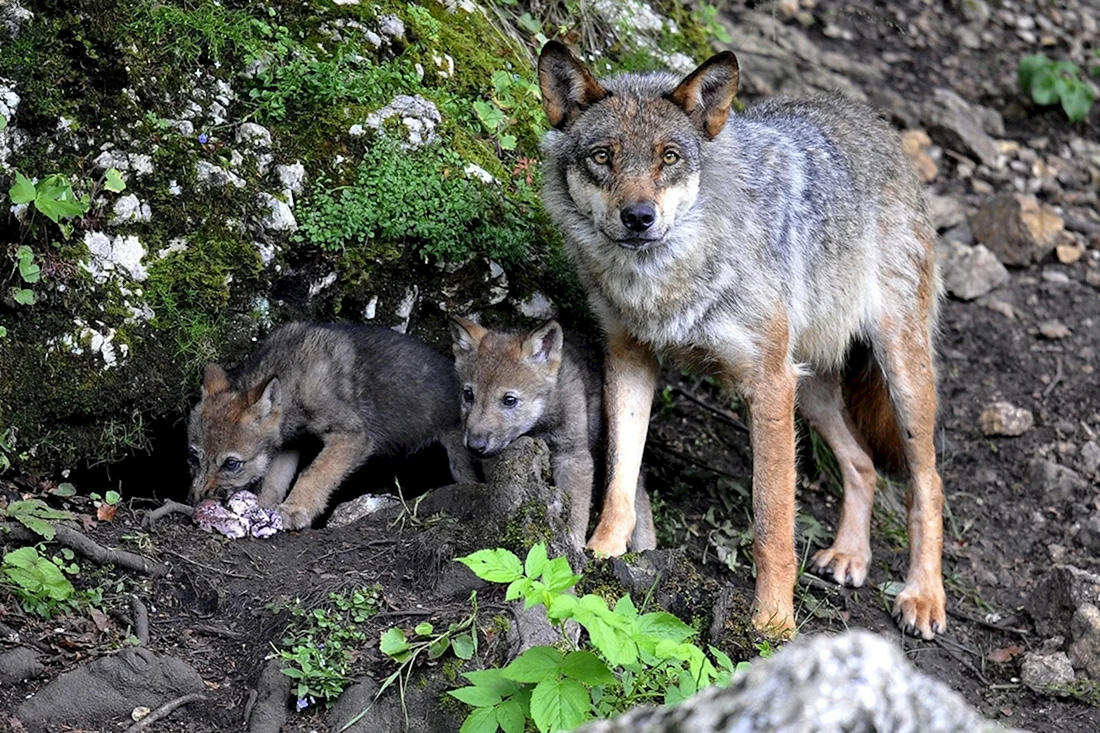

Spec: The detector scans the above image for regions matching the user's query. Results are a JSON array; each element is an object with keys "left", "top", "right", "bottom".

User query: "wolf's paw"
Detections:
[
  {"left": 892, "top": 578, "right": 947, "bottom": 640},
  {"left": 811, "top": 546, "right": 871, "bottom": 587},
  {"left": 751, "top": 602, "right": 796, "bottom": 640},
  {"left": 276, "top": 502, "right": 314, "bottom": 531},
  {"left": 585, "top": 533, "right": 628, "bottom": 558}
]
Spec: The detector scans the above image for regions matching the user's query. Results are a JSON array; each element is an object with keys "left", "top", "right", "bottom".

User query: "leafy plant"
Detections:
[
  {"left": 1, "top": 498, "right": 74, "bottom": 540},
  {"left": 277, "top": 587, "right": 384, "bottom": 710},
  {"left": 1018, "top": 54, "right": 1096, "bottom": 122},
  {"left": 447, "top": 544, "right": 743, "bottom": 733},
  {"left": 1, "top": 545, "right": 76, "bottom": 617},
  {"left": 473, "top": 71, "right": 545, "bottom": 152},
  {"left": 692, "top": 3, "right": 732, "bottom": 44}
]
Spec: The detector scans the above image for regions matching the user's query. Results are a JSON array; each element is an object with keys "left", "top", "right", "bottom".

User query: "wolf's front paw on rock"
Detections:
[{"left": 893, "top": 581, "right": 947, "bottom": 640}]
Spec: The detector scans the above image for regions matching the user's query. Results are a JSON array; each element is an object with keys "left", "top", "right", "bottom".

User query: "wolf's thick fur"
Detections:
[
  {"left": 538, "top": 42, "right": 945, "bottom": 639},
  {"left": 450, "top": 318, "right": 657, "bottom": 551},
  {"left": 187, "top": 322, "right": 477, "bottom": 529}
]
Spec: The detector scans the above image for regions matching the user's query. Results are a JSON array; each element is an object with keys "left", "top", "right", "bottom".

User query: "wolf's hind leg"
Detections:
[
  {"left": 441, "top": 429, "right": 478, "bottom": 483},
  {"left": 258, "top": 450, "right": 299, "bottom": 507},
  {"left": 277, "top": 433, "right": 371, "bottom": 530},
  {"left": 628, "top": 472, "right": 657, "bottom": 552},
  {"left": 799, "top": 375, "right": 876, "bottom": 587},
  {"left": 875, "top": 317, "right": 946, "bottom": 640}
]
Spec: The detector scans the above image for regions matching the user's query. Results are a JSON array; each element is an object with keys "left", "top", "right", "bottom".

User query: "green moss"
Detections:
[{"left": 500, "top": 499, "right": 555, "bottom": 557}]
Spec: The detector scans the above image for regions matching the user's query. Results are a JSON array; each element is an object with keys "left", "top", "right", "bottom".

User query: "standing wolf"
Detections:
[
  {"left": 187, "top": 322, "right": 477, "bottom": 529},
  {"left": 537, "top": 41, "right": 945, "bottom": 639},
  {"left": 450, "top": 317, "right": 656, "bottom": 551}
]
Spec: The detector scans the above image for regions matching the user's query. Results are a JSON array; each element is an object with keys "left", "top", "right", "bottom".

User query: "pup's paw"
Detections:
[
  {"left": 811, "top": 546, "right": 871, "bottom": 587},
  {"left": 892, "top": 578, "right": 947, "bottom": 640},
  {"left": 276, "top": 502, "right": 314, "bottom": 531}
]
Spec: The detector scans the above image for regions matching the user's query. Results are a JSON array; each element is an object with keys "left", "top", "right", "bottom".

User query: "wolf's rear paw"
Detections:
[
  {"left": 276, "top": 502, "right": 314, "bottom": 531},
  {"left": 751, "top": 603, "right": 796, "bottom": 640},
  {"left": 585, "top": 533, "right": 628, "bottom": 558},
  {"left": 811, "top": 546, "right": 871, "bottom": 587},
  {"left": 892, "top": 578, "right": 947, "bottom": 640}
]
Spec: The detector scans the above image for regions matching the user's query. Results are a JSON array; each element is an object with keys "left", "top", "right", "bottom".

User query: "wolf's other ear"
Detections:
[
  {"left": 450, "top": 316, "right": 487, "bottom": 357},
  {"left": 668, "top": 51, "right": 740, "bottom": 139},
  {"left": 202, "top": 364, "right": 230, "bottom": 397},
  {"left": 538, "top": 41, "right": 609, "bottom": 129},
  {"left": 251, "top": 376, "right": 281, "bottom": 419},
  {"left": 523, "top": 321, "right": 564, "bottom": 366}
]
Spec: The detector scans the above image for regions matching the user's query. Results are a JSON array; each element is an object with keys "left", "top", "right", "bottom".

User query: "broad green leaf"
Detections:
[
  {"left": 452, "top": 632, "right": 476, "bottom": 660},
  {"left": 635, "top": 612, "right": 695, "bottom": 643},
  {"left": 501, "top": 646, "right": 564, "bottom": 683},
  {"left": 14, "top": 515, "right": 55, "bottom": 540},
  {"left": 541, "top": 557, "right": 580, "bottom": 593},
  {"left": 524, "top": 543, "right": 548, "bottom": 579},
  {"left": 530, "top": 678, "right": 590, "bottom": 733},
  {"left": 13, "top": 288, "right": 35, "bottom": 305},
  {"left": 499, "top": 134, "right": 517, "bottom": 151},
  {"left": 456, "top": 548, "right": 523, "bottom": 583},
  {"left": 105, "top": 490, "right": 121, "bottom": 505},
  {"left": 2, "top": 546, "right": 40, "bottom": 569},
  {"left": 0, "top": 326, "right": 7, "bottom": 338},
  {"left": 547, "top": 593, "right": 578, "bottom": 620},
  {"left": 280, "top": 667, "right": 303, "bottom": 679},
  {"left": 34, "top": 195, "right": 86, "bottom": 223},
  {"left": 0, "top": 115, "right": 7, "bottom": 130},
  {"left": 449, "top": 686, "right": 502, "bottom": 708},
  {"left": 460, "top": 706, "right": 500, "bottom": 733},
  {"left": 104, "top": 167, "right": 126, "bottom": 193},
  {"left": 1031, "top": 71, "right": 1060, "bottom": 106},
  {"left": 1018, "top": 54, "right": 1050, "bottom": 94},
  {"left": 9, "top": 172, "right": 35, "bottom": 205},
  {"left": 428, "top": 636, "right": 450, "bottom": 660},
  {"left": 415, "top": 622, "right": 434, "bottom": 636},
  {"left": 505, "top": 578, "right": 531, "bottom": 602},
  {"left": 561, "top": 651, "right": 615, "bottom": 686},
  {"left": 379, "top": 627, "right": 410, "bottom": 658},
  {"left": 17, "top": 258, "right": 39, "bottom": 284},
  {"left": 1061, "top": 82, "right": 1094, "bottom": 123},
  {"left": 473, "top": 100, "right": 505, "bottom": 131},
  {"left": 708, "top": 645, "right": 735, "bottom": 673},
  {"left": 613, "top": 595, "right": 637, "bottom": 620},
  {"left": 463, "top": 669, "right": 522, "bottom": 698},
  {"left": 517, "top": 12, "right": 542, "bottom": 34},
  {"left": 496, "top": 699, "right": 526, "bottom": 733}
]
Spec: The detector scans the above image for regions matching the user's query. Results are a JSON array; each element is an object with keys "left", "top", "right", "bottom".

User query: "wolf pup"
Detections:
[
  {"left": 450, "top": 317, "right": 656, "bottom": 551},
  {"left": 187, "top": 321, "right": 477, "bottom": 529},
  {"left": 537, "top": 41, "right": 946, "bottom": 639}
]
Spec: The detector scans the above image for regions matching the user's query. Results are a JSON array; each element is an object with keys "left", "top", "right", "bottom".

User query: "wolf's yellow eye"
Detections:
[
  {"left": 663, "top": 150, "right": 680, "bottom": 165},
  {"left": 591, "top": 149, "right": 610, "bottom": 165}
]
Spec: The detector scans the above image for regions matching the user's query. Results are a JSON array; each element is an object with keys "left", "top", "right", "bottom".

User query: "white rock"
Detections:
[
  {"left": 196, "top": 160, "right": 244, "bottom": 189},
  {"left": 363, "top": 296, "right": 378, "bottom": 320},
  {"left": 258, "top": 193, "right": 297, "bottom": 232},
  {"left": 464, "top": 163, "right": 495, "bottom": 184},
  {"left": 1020, "top": 651, "right": 1075, "bottom": 688},
  {"left": 0, "top": 79, "right": 20, "bottom": 122},
  {"left": 156, "top": 238, "right": 188, "bottom": 259},
  {"left": 255, "top": 241, "right": 276, "bottom": 266},
  {"left": 378, "top": 15, "right": 405, "bottom": 40},
  {"left": 593, "top": 0, "right": 664, "bottom": 32},
  {"left": 362, "top": 95, "right": 440, "bottom": 150},
  {"left": 236, "top": 122, "right": 272, "bottom": 148},
  {"left": 393, "top": 285, "right": 419, "bottom": 334},
  {"left": 82, "top": 231, "right": 148, "bottom": 282},
  {"left": 276, "top": 162, "right": 306, "bottom": 196},
  {"left": 167, "top": 180, "right": 182, "bottom": 196},
  {"left": 110, "top": 194, "right": 151, "bottom": 225},
  {"left": 308, "top": 272, "right": 337, "bottom": 298},
  {"left": 518, "top": 292, "right": 554, "bottom": 320}
]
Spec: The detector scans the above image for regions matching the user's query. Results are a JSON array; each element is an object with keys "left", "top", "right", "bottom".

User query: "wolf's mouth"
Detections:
[{"left": 615, "top": 236, "right": 662, "bottom": 252}]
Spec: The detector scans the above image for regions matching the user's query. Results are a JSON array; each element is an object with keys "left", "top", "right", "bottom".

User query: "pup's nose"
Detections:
[
  {"left": 621, "top": 203, "right": 657, "bottom": 232},
  {"left": 467, "top": 435, "right": 491, "bottom": 456}
]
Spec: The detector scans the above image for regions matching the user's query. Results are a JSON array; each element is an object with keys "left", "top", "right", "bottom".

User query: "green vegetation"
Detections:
[{"left": 1018, "top": 53, "right": 1097, "bottom": 123}]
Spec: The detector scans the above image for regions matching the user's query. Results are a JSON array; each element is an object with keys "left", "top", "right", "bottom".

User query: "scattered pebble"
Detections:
[{"left": 980, "top": 401, "right": 1034, "bottom": 437}]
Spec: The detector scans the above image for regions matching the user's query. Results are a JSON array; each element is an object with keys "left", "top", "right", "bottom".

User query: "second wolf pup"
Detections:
[
  {"left": 188, "top": 321, "right": 478, "bottom": 529},
  {"left": 450, "top": 317, "right": 656, "bottom": 551}
]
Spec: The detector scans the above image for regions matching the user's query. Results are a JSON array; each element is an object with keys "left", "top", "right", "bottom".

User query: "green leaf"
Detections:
[
  {"left": 452, "top": 632, "right": 476, "bottom": 660},
  {"left": 456, "top": 548, "right": 524, "bottom": 583},
  {"left": 561, "top": 651, "right": 615, "bottom": 686},
  {"left": 1031, "top": 70, "right": 1061, "bottom": 106},
  {"left": 415, "top": 622, "right": 434, "bottom": 636},
  {"left": 517, "top": 12, "right": 542, "bottom": 34},
  {"left": 449, "top": 686, "right": 503, "bottom": 708},
  {"left": 14, "top": 515, "right": 55, "bottom": 540},
  {"left": 708, "top": 645, "right": 735, "bottom": 673},
  {"left": 499, "top": 135, "right": 517, "bottom": 151},
  {"left": 496, "top": 699, "right": 526, "bottom": 733},
  {"left": 105, "top": 490, "right": 121, "bottom": 505},
  {"left": 104, "top": 167, "right": 126, "bottom": 193},
  {"left": 18, "top": 259, "right": 39, "bottom": 284},
  {"left": 530, "top": 678, "right": 590, "bottom": 733},
  {"left": 1018, "top": 54, "right": 1050, "bottom": 94},
  {"left": 635, "top": 612, "right": 695, "bottom": 643},
  {"left": 502, "top": 646, "right": 564, "bottom": 683},
  {"left": 524, "top": 543, "right": 548, "bottom": 579},
  {"left": 0, "top": 326, "right": 7, "bottom": 338},
  {"left": 613, "top": 595, "right": 637, "bottom": 620},
  {"left": 2, "top": 546, "right": 40, "bottom": 570},
  {"left": 505, "top": 578, "right": 531, "bottom": 602},
  {"left": 463, "top": 669, "right": 522, "bottom": 698},
  {"left": 428, "top": 636, "right": 450, "bottom": 660},
  {"left": 541, "top": 557, "right": 580, "bottom": 593},
  {"left": 9, "top": 172, "right": 35, "bottom": 205},
  {"left": 473, "top": 100, "right": 506, "bottom": 131},
  {"left": 459, "top": 707, "right": 500, "bottom": 733},
  {"left": 35, "top": 195, "right": 86, "bottom": 224},
  {"left": 0, "top": 115, "right": 7, "bottom": 130},
  {"left": 379, "top": 627, "right": 410, "bottom": 658},
  {"left": 1061, "top": 82, "right": 1094, "bottom": 123},
  {"left": 13, "top": 288, "right": 35, "bottom": 305}
]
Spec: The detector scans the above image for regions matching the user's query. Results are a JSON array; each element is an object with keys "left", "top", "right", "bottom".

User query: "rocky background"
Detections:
[{"left": 2, "top": 0, "right": 1100, "bottom": 731}]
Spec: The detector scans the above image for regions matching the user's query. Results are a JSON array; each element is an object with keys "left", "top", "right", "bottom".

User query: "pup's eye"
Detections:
[
  {"left": 222, "top": 457, "right": 242, "bottom": 472},
  {"left": 591, "top": 149, "right": 610, "bottom": 165},
  {"left": 501, "top": 394, "right": 518, "bottom": 408},
  {"left": 662, "top": 150, "right": 680, "bottom": 165},
  {"left": 463, "top": 386, "right": 475, "bottom": 403}
]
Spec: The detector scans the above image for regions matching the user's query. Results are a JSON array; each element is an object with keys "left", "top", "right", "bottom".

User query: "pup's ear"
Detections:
[
  {"left": 250, "top": 376, "right": 281, "bottom": 419},
  {"left": 538, "top": 41, "right": 609, "bottom": 129},
  {"left": 523, "top": 321, "right": 564, "bottom": 366},
  {"left": 202, "top": 364, "right": 229, "bottom": 397},
  {"left": 668, "top": 51, "right": 740, "bottom": 139},
  {"left": 450, "top": 316, "right": 487, "bottom": 356}
]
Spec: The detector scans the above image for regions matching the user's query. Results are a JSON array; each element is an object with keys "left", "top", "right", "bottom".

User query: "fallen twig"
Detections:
[
  {"left": 131, "top": 595, "right": 150, "bottom": 646},
  {"left": 142, "top": 500, "right": 194, "bottom": 529},
  {"left": 947, "top": 607, "right": 1029, "bottom": 637},
  {"left": 647, "top": 439, "right": 745, "bottom": 480},
  {"left": 2, "top": 523, "right": 169, "bottom": 577},
  {"left": 122, "top": 692, "right": 206, "bottom": 733},
  {"left": 1042, "top": 356, "right": 1064, "bottom": 398},
  {"left": 672, "top": 387, "right": 750, "bottom": 432},
  {"left": 160, "top": 549, "right": 254, "bottom": 579}
]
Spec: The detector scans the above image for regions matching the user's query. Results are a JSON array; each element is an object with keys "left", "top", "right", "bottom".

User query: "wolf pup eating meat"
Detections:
[
  {"left": 537, "top": 41, "right": 945, "bottom": 639},
  {"left": 450, "top": 317, "right": 656, "bottom": 551},
  {"left": 187, "top": 322, "right": 477, "bottom": 529}
]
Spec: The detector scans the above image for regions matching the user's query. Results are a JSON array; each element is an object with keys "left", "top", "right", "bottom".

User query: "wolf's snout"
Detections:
[
  {"left": 620, "top": 203, "right": 657, "bottom": 233},
  {"left": 466, "top": 433, "right": 491, "bottom": 456}
]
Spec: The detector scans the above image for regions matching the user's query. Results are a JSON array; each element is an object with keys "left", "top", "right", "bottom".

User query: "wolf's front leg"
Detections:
[
  {"left": 742, "top": 357, "right": 799, "bottom": 639},
  {"left": 277, "top": 434, "right": 371, "bottom": 530},
  {"left": 587, "top": 329, "right": 658, "bottom": 557},
  {"left": 552, "top": 449, "right": 595, "bottom": 549},
  {"left": 258, "top": 450, "right": 299, "bottom": 507}
]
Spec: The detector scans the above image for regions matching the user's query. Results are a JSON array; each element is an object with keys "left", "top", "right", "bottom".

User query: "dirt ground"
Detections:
[{"left": 4, "top": 0, "right": 1100, "bottom": 731}]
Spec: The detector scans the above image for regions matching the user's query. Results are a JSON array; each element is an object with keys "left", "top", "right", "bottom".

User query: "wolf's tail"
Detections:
[{"left": 842, "top": 341, "right": 908, "bottom": 477}]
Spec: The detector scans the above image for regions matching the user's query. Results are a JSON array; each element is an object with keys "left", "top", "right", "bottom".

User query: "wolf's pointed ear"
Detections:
[
  {"left": 668, "top": 51, "right": 740, "bottom": 139},
  {"left": 523, "top": 321, "right": 564, "bottom": 366},
  {"left": 202, "top": 364, "right": 229, "bottom": 397},
  {"left": 538, "top": 41, "right": 609, "bottom": 129},
  {"left": 450, "top": 316, "right": 486, "bottom": 356},
  {"left": 251, "top": 376, "right": 281, "bottom": 419}
]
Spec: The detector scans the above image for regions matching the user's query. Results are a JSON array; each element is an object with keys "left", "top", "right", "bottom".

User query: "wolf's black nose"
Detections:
[
  {"left": 621, "top": 203, "right": 656, "bottom": 232},
  {"left": 467, "top": 435, "right": 490, "bottom": 456}
]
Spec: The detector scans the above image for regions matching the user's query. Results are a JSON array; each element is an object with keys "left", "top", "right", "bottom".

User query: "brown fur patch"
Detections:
[{"left": 843, "top": 342, "right": 907, "bottom": 475}]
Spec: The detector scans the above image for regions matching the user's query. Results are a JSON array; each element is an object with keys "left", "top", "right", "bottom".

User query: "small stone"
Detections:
[
  {"left": 928, "top": 194, "right": 966, "bottom": 230},
  {"left": 1057, "top": 242, "right": 1084, "bottom": 264},
  {"left": 1086, "top": 269, "right": 1100, "bottom": 288},
  {"left": 979, "top": 401, "right": 1034, "bottom": 437},
  {"left": 1077, "top": 517, "right": 1100, "bottom": 552},
  {"left": 921, "top": 88, "right": 1000, "bottom": 169},
  {"left": 196, "top": 160, "right": 244, "bottom": 189},
  {"left": 329, "top": 494, "right": 402, "bottom": 528},
  {"left": 235, "top": 122, "right": 272, "bottom": 148},
  {"left": 276, "top": 162, "right": 306, "bottom": 196},
  {"left": 1029, "top": 460, "right": 1087, "bottom": 506},
  {"left": 970, "top": 192, "right": 1064, "bottom": 266},
  {"left": 258, "top": 193, "right": 297, "bottom": 232},
  {"left": 1049, "top": 544, "right": 1067, "bottom": 562},
  {"left": 1079, "top": 441, "right": 1100, "bottom": 474},
  {"left": 941, "top": 241, "right": 1009, "bottom": 300},
  {"left": 1020, "top": 651, "right": 1075, "bottom": 687},
  {"left": 1039, "top": 320, "right": 1070, "bottom": 339},
  {"left": 110, "top": 194, "right": 152, "bottom": 225},
  {"left": 0, "top": 647, "right": 43, "bottom": 684},
  {"left": 1068, "top": 603, "right": 1100, "bottom": 678},
  {"left": 900, "top": 129, "right": 939, "bottom": 182}
]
